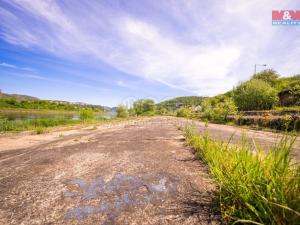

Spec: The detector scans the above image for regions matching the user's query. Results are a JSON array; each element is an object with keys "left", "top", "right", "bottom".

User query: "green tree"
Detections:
[
  {"left": 116, "top": 105, "right": 129, "bottom": 118},
  {"left": 201, "top": 97, "right": 236, "bottom": 122},
  {"left": 133, "top": 99, "right": 156, "bottom": 115},
  {"left": 252, "top": 69, "right": 279, "bottom": 87},
  {"left": 157, "top": 96, "right": 204, "bottom": 111},
  {"left": 233, "top": 79, "right": 278, "bottom": 111},
  {"left": 128, "top": 108, "right": 136, "bottom": 116}
]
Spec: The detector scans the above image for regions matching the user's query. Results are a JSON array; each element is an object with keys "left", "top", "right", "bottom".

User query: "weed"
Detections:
[
  {"left": 0, "top": 118, "right": 77, "bottom": 132},
  {"left": 185, "top": 126, "right": 300, "bottom": 225},
  {"left": 35, "top": 127, "right": 46, "bottom": 134}
]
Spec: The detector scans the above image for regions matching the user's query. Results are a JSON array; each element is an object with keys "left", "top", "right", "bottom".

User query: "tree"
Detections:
[
  {"left": 233, "top": 79, "right": 278, "bottom": 111},
  {"left": 133, "top": 99, "right": 156, "bottom": 115},
  {"left": 116, "top": 105, "right": 129, "bottom": 118},
  {"left": 252, "top": 69, "right": 279, "bottom": 87},
  {"left": 157, "top": 96, "right": 204, "bottom": 111},
  {"left": 201, "top": 96, "right": 236, "bottom": 122}
]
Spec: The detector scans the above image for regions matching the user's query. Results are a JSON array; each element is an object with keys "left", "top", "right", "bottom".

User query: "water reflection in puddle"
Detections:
[{"left": 64, "top": 173, "right": 178, "bottom": 223}]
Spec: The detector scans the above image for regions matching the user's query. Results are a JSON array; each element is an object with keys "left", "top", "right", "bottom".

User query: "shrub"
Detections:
[
  {"left": 233, "top": 79, "right": 278, "bottom": 110},
  {"left": 185, "top": 126, "right": 300, "bottom": 225},
  {"left": 176, "top": 107, "right": 192, "bottom": 118},
  {"left": 133, "top": 99, "right": 156, "bottom": 115},
  {"left": 233, "top": 114, "right": 300, "bottom": 132},
  {"left": 79, "top": 109, "right": 94, "bottom": 120},
  {"left": 252, "top": 69, "right": 279, "bottom": 87},
  {"left": 128, "top": 108, "right": 136, "bottom": 116},
  {"left": 35, "top": 127, "right": 46, "bottom": 134},
  {"left": 201, "top": 96, "right": 237, "bottom": 123},
  {"left": 116, "top": 105, "right": 129, "bottom": 118},
  {"left": 157, "top": 108, "right": 169, "bottom": 115}
]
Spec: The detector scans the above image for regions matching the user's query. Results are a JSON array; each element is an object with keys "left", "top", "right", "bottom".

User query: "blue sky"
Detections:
[{"left": 0, "top": 0, "right": 300, "bottom": 107}]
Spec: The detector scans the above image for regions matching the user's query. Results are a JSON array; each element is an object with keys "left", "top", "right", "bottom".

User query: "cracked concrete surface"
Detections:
[{"left": 0, "top": 117, "right": 298, "bottom": 224}]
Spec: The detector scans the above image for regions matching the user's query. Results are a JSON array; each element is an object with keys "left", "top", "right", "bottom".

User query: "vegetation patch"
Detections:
[
  {"left": 233, "top": 79, "right": 278, "bottom": 111},
  {"left": 79, "top": 109, "right": 94, "bottom": 121},
  {"left": 185, "top": 126, "right": 300, "bottom": 225},
  {"left": 176, "top": 107, "right": 193, "bottom": 118},
  {"left": 0, "top": 91, "right": 104, "bottom": 112},
  {"left": 116, "top": 105, "right": 129, "bottom": 118},
  {"left": 0, "top": 118, "right": 79, "bottom": 132},
  {"left": 157, "top": 96, "right": 204, "bottom": 111}
]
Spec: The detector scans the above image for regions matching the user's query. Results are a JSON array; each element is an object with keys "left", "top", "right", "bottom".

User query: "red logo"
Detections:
[{"left": 272, "top": 10, "right": 300, "bottom": 20}]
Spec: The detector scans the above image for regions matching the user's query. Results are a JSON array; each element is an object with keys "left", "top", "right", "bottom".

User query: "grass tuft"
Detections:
[
  {"left": 35, "top": 126, "right": 46, "bottom": 134},
  {"left": 185, "top": 126, "right": 300, "bottom": 225}
]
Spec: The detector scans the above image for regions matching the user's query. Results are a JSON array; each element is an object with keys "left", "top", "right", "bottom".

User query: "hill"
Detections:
[
  {"left": 0, "top": 90, "right": 107, "bottom": 112},
  {"left": 157, "top": 96, "right": 205, "bottom": 111},
  {"left": 0, "top": 90, "right": 39, "bottom": 101}
]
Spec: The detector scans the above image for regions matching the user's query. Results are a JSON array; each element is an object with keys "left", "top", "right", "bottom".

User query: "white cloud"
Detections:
[
  {"left": 0, "top": 62, "right": 35, "bottom": 71},
  {"left": 0, "top": 62, "right": 17, "bottom": 69},
  {"left": 116, "top": 80, "right": 130, "bottom": 88},
  {"left": 0, "top": 0, "right": 299, "bottom": 96},
  {"left": 112, "top": 17, "right": 241, "bottom": 95}
]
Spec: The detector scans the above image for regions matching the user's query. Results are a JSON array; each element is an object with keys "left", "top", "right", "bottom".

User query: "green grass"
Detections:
[
  {"left": 0, "top": 118, "right": 80, "bottom": 132},
  {"left": 184, "top": 126, "right": 300, "bottom": 224},
  {"left": 274, "top": 106, "right": 300, "bottom": 111},
  {"left": 0, "top": 116, "right": 138, "bottom": 133}
]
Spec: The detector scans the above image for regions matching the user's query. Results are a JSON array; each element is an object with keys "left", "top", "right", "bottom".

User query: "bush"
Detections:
[
  {"left": 116, "top": 105, "right": 129, "bottom": 118},
  {"left": 233, "top": 79, "right": 278, "bottom": 111},
  {"left": 35, "top": 127, "right": 46, "bottom": 134},
  {"left": 232, "top": 114, "right": 300, "bottom": 131},
  {"left": 185, "top": 126, "right": 300, "bottom": 225},
  {"left": 128, "top": 108, "right": 136, "bottom": 116},
  {"left": 176, "top": 108, "right": 192, "bottom": 118},
  {"left": 157, "top": 108, "right": 169, "bottom": 115},
  {"left": 133, "top": 99, "right": 156, "bottom": 115},
  {"left": 201, "top": 96, "right": 237, "bottom": 123},
  {"left": 79, "top": 109, "right": 94, "bottom": 120},
  {"left": 252, "top": 69, "right": 279, "bottom": 87}
]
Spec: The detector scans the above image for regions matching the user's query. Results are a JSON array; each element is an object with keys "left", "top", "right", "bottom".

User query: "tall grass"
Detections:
[
  {"left": 0, "top": 118, "right": 78, "bottom": 132},
  {"left": 185, "top": 126, "right": 300, "bottom": 224},
  {"left": 79, "top": 109, "right": 94, "bottom": 120}
]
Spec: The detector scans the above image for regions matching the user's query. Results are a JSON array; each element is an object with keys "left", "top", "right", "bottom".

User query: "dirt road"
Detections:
[{"left": 0, "top": 117, "right": 299, "bottom": 225}]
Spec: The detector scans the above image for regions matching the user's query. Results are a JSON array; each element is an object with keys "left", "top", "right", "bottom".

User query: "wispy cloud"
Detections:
[
  {"left": 6, "top": 71, "right": 109, "bottom": 91},
  {"left": 0, "top": 62, "right": 35, "bottom": 71},
  {"left": 116, "top": 80, "right": 131, "bottom": 88},
  {"left": 0, "top": 62, "right": 17, "bottom": 69},
  {"left": 0, "top": 0, "right": 299, "bottom": 96}
]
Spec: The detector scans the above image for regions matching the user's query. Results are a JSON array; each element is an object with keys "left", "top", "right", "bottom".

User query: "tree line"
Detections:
[
  {"left": 116, "top": 70, "right": 300, "bottom": 121},
  {"left": 0, "top": 98, "right": 104, "bottom": 112}
]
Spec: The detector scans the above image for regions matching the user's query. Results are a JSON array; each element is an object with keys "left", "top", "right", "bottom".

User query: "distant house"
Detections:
[{"left": 278, "top": 89, "right": 300, "bottom": 107}]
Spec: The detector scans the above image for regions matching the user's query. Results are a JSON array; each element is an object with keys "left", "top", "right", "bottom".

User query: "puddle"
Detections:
[{"left": 64, "top": 173, "right": 178, "bottom": 223}]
